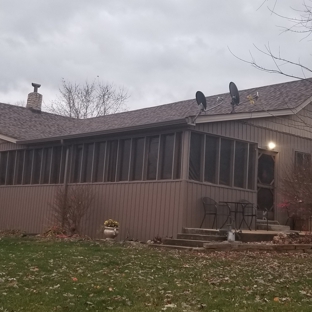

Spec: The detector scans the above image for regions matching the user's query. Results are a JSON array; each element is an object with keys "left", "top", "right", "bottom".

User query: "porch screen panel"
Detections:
[
  {"left": 6, "top": 151, "right": 16, "bottom": 185},
  {"left": 42, "top": 147, "right": 52, "bottom": 184},
  {"left": 23, "top": 150, "right": 33, "bottom": 184},
  {"left": 119, "top": 139, "right": 131, "bottom": 181},
  {"left": 72, "top": 144, "right": 83, "bottom": 183},
  {"left": 189, "top": 132, "right": 202, "bottom": 181},
  {"left": 32, "top": 149, "right": 42, "bottom": 184},
  {"left": 106, "top": 140, "right": 118, "bottom": 182},
  {"left": 59, "top": 147, "right": 67, "bottom": 184},
  {"left": 0, "top": 152, "right": 8, "bottom": 185},
  {"left": 173, "top": 132, "right": 182, "bottom": 179},
  {"left": 93, "top": 142, "right": 106, "bottom": 182},
  {"left": 81, "top": 143, "right": 94, "bottom": 183},
  {"left": 131, "top": 138, "right": 144, "bottom": 181},
  {"left": 160, "top": 134, "right": 174, "bottom": 180},
  {"left": 204, "top": 136, "right": 218, "bottom": 183},
  {"left": 248, "top": 144, "right": 256, "bottom": 190},
  {"left": 50, "top": 146, "right": 62, "bottom": 184},
  {"left": 219, "top": 138, "right": 232, "bottom": 186},
  {"left": 15, "top": 150, "right": 24, "bottom": 185},
  {"left": 147, "top": 136, "right": 159, "bottom": 180},
  {"left": 234, "top": 141, "right": 248, "bottom": 188}
]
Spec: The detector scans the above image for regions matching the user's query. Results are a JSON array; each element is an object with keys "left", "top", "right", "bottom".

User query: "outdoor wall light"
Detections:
[{"left": 268, "top": 141, "right": 276, "bottom": 150}]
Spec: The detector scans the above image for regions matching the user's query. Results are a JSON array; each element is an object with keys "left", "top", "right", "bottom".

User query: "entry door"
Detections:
[{"left": 257, "top": 151, "right": 276, "bottom": 220}]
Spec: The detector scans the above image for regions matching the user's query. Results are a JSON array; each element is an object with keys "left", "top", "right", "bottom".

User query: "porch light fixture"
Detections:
[{"left": 268, "top": 141, "right": 276, "bottom": 150}]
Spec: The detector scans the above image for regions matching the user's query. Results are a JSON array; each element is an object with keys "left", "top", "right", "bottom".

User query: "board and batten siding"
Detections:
[
  {"left": 74, "top": 181, "right": 184, "bottom": 241},
  {"left": 184, "top": 181, "right": 256, "bottom": 229},
  {"left": 0, "top": 142, "right": 24, "bottom": 151},
  {"left": 193, "top": 114, "right": 312, "bottom": 225},
  {"left": 0, "top": 181, "right": 184, "bottom": 241},
  {"left": 0, "top": 185, "right": 57, "bottom": 233}
]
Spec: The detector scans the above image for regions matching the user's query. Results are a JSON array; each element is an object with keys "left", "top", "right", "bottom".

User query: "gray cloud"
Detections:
[{"left": 0, "top": 0, "right": 310, "bottom": 111}]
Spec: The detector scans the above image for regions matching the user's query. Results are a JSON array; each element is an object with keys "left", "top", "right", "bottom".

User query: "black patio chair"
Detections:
[
  {"left": 201, "top": 197, "right": 218, "bottom": 229},
  {"left": 238, "top": 199, "right": 257, "bottom": 231}
]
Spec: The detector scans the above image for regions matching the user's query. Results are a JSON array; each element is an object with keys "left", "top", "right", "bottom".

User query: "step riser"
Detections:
[
  {"left": 164, "top": 239, "right": 208, "bottom": 248},
  {"left": 257, "top": 220, "right": 280, "bottom": 225},
  {"left": 177, "top": 234, "right": 226, "bottom": 241},
  {"left": 257, "top": 225, "right": 290, "bottom": 231},
  {"left": 182, "top": 228, "right": 222, "bottom": 235}
]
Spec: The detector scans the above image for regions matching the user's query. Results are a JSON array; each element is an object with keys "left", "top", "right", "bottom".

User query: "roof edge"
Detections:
[
  {"left": 0, "top": 134, "right": 17, "bottom": 143},
  {"left": 194, "top": 95, "right": 312, "bottom": 124},
  {"left": 17, "top": 118, "right": 188, "bottom": 145}
]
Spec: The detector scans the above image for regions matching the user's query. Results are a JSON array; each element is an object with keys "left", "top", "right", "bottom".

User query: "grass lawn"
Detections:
[{"left": 0, "top": 238, "right": 312, "bottom": 311}]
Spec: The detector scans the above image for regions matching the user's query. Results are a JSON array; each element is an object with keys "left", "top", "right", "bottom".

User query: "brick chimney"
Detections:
[{"left": 26, "top": 83, "right": 42, "bottom": 111}]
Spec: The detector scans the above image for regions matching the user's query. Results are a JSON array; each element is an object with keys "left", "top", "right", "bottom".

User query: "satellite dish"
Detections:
[
  {"left": 229, "top": 82, "right": 240, "bottom": 106},
  {"left": 196, "top": 91, "right": 207, "bottom": 111}
]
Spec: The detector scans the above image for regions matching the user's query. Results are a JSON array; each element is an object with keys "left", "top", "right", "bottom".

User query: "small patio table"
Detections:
[{"left": 219, "top": 201, "right": 251, "bottom": 230}]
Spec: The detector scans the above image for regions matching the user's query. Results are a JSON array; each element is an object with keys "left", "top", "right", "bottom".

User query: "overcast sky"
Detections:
[{"left": 0, "top": 0, "right": 310, "bottom": 112}]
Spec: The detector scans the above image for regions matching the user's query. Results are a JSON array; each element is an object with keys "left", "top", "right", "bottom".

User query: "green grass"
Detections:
[{"left": 1, "top": 238, "right": 312, "bottom": 311}]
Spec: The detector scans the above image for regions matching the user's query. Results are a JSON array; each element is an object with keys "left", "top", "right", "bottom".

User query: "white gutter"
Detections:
[
  {"left": 193, "top": 96, "right": 312, "bottom": 124},
  {"left": 0, "top": 134, "right": 17, "bottom": 143}
]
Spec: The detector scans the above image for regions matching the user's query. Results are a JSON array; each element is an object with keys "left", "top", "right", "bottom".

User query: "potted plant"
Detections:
[{"left": 103, "top": 219, "right": 119, "bottom": 239}]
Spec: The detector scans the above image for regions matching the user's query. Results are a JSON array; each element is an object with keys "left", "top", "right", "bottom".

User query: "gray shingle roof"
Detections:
[{"left": 1, "top": 78, "right": 312, "bottom": 142}]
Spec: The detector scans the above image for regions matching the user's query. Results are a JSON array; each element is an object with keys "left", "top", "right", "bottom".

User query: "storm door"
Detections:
[{"left": 257, "top": 150, "right": 276, "bottom": 220}]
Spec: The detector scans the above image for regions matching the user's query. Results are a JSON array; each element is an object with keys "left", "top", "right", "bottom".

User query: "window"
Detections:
[
  {"left": 189, "top": 132, "right": 256, "bottom": 190},
  {"left": 248, "top": 144, "right": 256, "bottom": 190},
  {"left": 0, "top": 131, "right": 183, "bottom": 186},
  {"left": 72, "top": 144, "right": 83, "bottom": 183},
  {"left": 119, "top": 139, "right": 131, "bottom": 181},
  {"left": 15, "top": 150, "right": 24, "bottom": 185},
  {"left": 295, "top": 151, "right": 311, "bottom": 167},
  {"left": 189, "top": 133, "right": 202, "bottom": 181},
  {"left": 234, "top": 141, "right": 248, "bottom": 188},
  {"left": 93, "top": 142, "right": 106, "bottom": 182},
  {"left": 131, "top": 138, "right": 144, "bottom": 181},
  {"left": 204, "top": 136, "right": 218, "bottom": 183},
  {"left": 219, "top": 139, "right": 232, "bottom": 186},
  {"left": 81, "top": 143, "right": 94, "bottom": 183},
  {"left": 32, "top": 149, "right": 42, "bottom": 184},
  {"left": 50, "top": 146, "right": 63, "bottom": 184},
  {"left": 146, "top": 136, "right": 159, "bottom": 180},
  {"left": 42, "top": 148, "right": 52, "bottom": 184},
  {"left": 106, "top": 140, "right": 118, "bottom": 182},
  {"left": 160, "top": 134, "right": 174, "bottom": 179},
  {"left": 23, "top": 150, "right": 33, "bottom": 184},
  {"left": 173, "top": 132, "right": 182, "bottom": 179},
  {"left": 6, "top": 151, "right": 16, "bottom": 185},
  {"left": 0, "top": 152, "right": 8, "bottom": 185}
]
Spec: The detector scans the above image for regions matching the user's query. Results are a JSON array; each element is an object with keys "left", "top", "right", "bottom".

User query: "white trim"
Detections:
[
  {"left": 193, "top": 96, "right": 312, "bottom": 124},
  {"left": 0, "top": 134, "right": 17, "bottom": 143}
]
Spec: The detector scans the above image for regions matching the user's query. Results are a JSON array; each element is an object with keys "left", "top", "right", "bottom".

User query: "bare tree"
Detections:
[
  {"left": 230, "top": 0, "right": 312, "bottom": 80},
  {"left": 279, "top": 161, "right": 312, "bottom": 230},
  {"left": 50, "top": 79, "right": 129, "bottom": 119},
  {"left": 48, "top": 185, "right": 95, "bottom": 235}
]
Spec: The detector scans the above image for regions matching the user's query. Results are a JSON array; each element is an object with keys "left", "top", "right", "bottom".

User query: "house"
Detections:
[{"left": 0, "top": 79, "right": 312, "bottom": 240}]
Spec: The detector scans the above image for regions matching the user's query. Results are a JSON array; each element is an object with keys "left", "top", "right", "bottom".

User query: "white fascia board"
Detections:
[
  {"left": 195, "top": 96, "right": 312, "bottom": 124},
  {"left": 0, "top": 134, "right": 17, "bottom": 143}
]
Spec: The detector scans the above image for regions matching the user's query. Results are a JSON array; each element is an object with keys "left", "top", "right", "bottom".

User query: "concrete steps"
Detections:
[
  {"left": 256, "top": 219, "right": 290, "bottom": 231},
  {"left": 160, "top": 227, "right": 227, "bottom": 248},
  {"left": 257, "top": 224, "right": 291, "bottom": 231},
  {"left": 177, "top": 233, "right": 225, "bottom": 241}
]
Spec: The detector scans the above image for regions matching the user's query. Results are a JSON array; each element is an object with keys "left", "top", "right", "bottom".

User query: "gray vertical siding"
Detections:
[
  {"left": 0, "top": 181, "right": 184, "bottom": 241},
  {"left": 0, "top": 142, "right": 24, "bottom": 151},
  {"left": 184, "top": 181, "right": 256, "bottom": 229},
  {"left": 195, "top": 112, "right": 312, "bottom": 225},
  {"left": 0, "top": 185, "right": 57, "bottom": 233}
]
